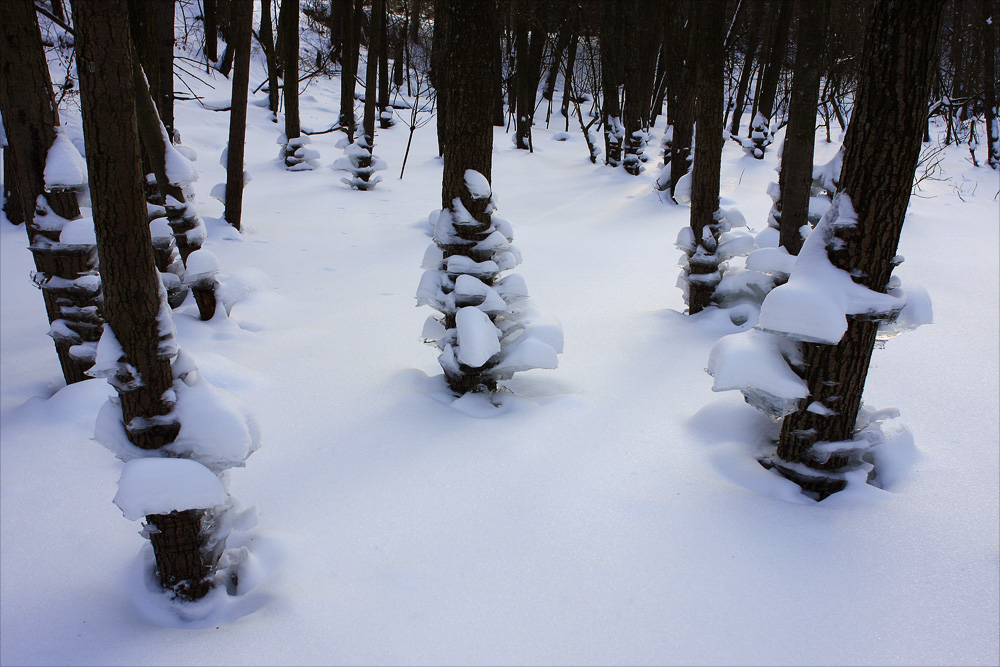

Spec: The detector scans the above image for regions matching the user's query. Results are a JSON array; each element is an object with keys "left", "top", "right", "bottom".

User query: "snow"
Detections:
[
  {"left": 464, "top": 169, "right": 491, "bottom": 199},
  {"left": 58, "top": 216, "right": 97, "bottom": 245},
  {"left": 0, "top": 22, "right": 997, "bottom": 667},
  {"left": 455, "top": 306, "right": 500, "bottom": 367},
  {"left": 43, "top": 127, "right": 87, "bottom": 191},
  {"left": 757, "top": 194, "right": 906, "bottom": 344},
  {"left": 113, "top": 457, "right": 227, "bottom": 520}
]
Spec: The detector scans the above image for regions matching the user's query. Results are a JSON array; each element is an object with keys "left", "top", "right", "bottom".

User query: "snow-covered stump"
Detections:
[
  {"left": 623, "top": 129, "right": 648, "bottom": 176},
  {"left": 183, "top": 249, "right": 219, "bottom": 321},
  {"left": 149, "top": 216, "right": 189, "bottom": 309},
  {"left": 677, "top": 209, "right": 747, "bottom": 314},
  {"left": 281, "top": 135, "right": 320, "bottom": 171},
  {"left": 418, "top": 170, "right": 561, "bottom": 397},
  {"left": 707, "top": 194, "right": 932, "bottom": 499},
  {"left": 749, "top": 111, "right": 773, "bottom": 159},
  {"left": 28, "top": 206, "right": 103, "bottom": 384},
  {"left": 604, "top": 116, "right": 624, "bottom": 167},
  {"left": 164, "top": 195, "right": 207, "bottom": 265},
  {"left": 334, "top": 139, "right": 386, "bottom": 190}
]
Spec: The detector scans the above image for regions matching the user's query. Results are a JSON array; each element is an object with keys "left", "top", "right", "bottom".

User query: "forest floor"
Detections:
[{"left": 1, "top": 47, "right": 998, "bottom": 666}]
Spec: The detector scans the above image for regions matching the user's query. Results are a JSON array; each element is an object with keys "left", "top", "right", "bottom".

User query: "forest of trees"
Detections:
[{"left": 1, "top": 0, "right": 995, "bottom": 601}]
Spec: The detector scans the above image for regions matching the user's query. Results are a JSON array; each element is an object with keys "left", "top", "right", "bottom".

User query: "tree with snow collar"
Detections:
[
  {"left": 707, "top": 0, "right": 944, "bottom": 499},
  {"left": 417, "top": 0, "right": 561, "bottom": 398}
]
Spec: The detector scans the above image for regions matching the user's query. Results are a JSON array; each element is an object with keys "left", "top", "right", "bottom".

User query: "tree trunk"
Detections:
[
  {"left": 599, "top": 0, "right": 623, "bottom": 165},
  {"left": 155, "top": 0, "right": 176, "bottom": 140},
  {"left": 775, "top": 0, "right": 945, "bottom": 482},
  {"left": 261, "top": 0, "right": 280, "bottom": 116},
  {"left": 776, "top": 0, "right": 827, "bottom": 255},
  {"left": 281, "top": 0, "right": 300, "bottom": 143},
  {"left": 408, "top": 0, "right": 422, "bottom": 44},
  {"left": 560, "top": 30, "right": 579, "bottom": 119},
  {"left": 431, "top": 0, "right": 449, "bottom": 157},
  {"left": 983, "top": 0, "right": 999, "bottom": 169},
  {"left": 76, "top": 0, "right": 215, "bottom": 599},
  {"left": 0, "top": 0, "right": 98, "bottom": 386},
  {"left": 620, "top": 0, "right": 643, "bottom": 174},
  {"left": 363, "top": 0, "right": 381, "bottom": 150},
  {"left": 339, "top": 0, "right": 357, "bottom": 141},
  {"left": 686, "top": 0, "right": 726, "bottom": 314},
  {"left": 667, "top": 0, "right": 696, "bottom": 197},
  {"left": 513, "top": 0, "right": 546, "bottom": 152},
  {"left": 225, "top": 0, "right": 252, "bottom": 230},
  {"left": 204, "top": 0, "right": 218, "bottom": 62},
  {"left": 375, "top": 0, "right": 392, "bottom": 128},
  {"left": 438, "top": 0, "right": 498, "bottom": 392},
  {"left": 749, "top": 0, "right": 792, "bottom": 158},
  {"left": 728, "top": 2, "right": 761, "bottom": 137}
]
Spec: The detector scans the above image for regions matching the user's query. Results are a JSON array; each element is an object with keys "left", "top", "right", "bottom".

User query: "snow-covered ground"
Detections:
[{"left": 2, "top": 40, "right": 998, "bottom": 666}]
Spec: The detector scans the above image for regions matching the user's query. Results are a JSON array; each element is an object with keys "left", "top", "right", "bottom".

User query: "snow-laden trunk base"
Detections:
[{"left": 146, "top": 509, "right": 215, "bottom": 601}]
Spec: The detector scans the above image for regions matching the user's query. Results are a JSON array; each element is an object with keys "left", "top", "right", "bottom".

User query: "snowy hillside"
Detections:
[{"left": 2, "top": 24, "right": 999, "bottom": 667}]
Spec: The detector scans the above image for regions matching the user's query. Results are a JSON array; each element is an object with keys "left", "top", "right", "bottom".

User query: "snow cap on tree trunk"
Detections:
[
  {"left": 44, "top": 127, "right": 88, "bottom": 192},
  {"left": 113, "top": 457, "right": 227, "bottom": 520}
]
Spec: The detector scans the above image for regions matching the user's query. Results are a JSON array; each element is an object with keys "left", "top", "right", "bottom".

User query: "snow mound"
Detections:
[{"left": 114, "top": 457, "right": 227, "bottom": 520}]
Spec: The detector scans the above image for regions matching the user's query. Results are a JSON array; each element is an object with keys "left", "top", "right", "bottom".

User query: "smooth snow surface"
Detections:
[
  {"left": 1, "top": 20, "right": 998, "bottom": 667},
  {"left": 114, "top": 458, "right": 227, "bottom": 520}
]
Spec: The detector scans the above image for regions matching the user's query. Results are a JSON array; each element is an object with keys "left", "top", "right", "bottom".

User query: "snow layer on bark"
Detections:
[
  {"left": 163, "top": 126, "right": 199, "bottom": 186},
  {"left": 455, "top": 307, "right": 500, "bottom": 368},
  {"left": 44, "top": 127, "right": 87, "bottom": 191},
  {"left": 708, "top": 328, "right": 808, "bottom": 417},
  {"left": 58, "top": 217, "right": 97, "bottom": 245},
  {"left": 114, "top": 457, "right": 227, "bottom": 520},
  {"left": 757, "top": 194, "right": 903, "bottom": 344}
]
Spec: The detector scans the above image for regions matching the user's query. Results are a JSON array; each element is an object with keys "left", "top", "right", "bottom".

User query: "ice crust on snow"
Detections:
[{"left": 114, "top": 457, "right": 227, "bottom": 520}]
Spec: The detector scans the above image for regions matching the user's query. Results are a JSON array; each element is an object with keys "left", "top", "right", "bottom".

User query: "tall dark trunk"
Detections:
[
  {"left": 513, "top": 0, "right": 546, "bottom": 151},
  {"left": 437, "top": 0, "right": 498, "bottom": 392},
  {"left": 408, "top": 0, "right": 422, "bottom": 44},
  {"left": 775, "top": 0, "right": 945, "bottom": 489},
  {"left": 155, "top": 0, "right": 176, "bottom": 139},
  {"left": 983, "top": 0, "right": 999, "bottom": 169},
  {"left": 431, "top": 0, "right": 449, "bottom": 157},
  {"left": 728, "top": 2, "right": 762, "bottom": 137},
  {"left": 749, "top": 0, "right": 792, "bottom": 158},
  {"left": 204, "top": 0, "right": 218, "bottom": 62},
  {"left": 281, "top": 0, "right": 300, "bottom": 142},
  {"left": 622, "top": 0, "right": 661, "bottom": 175},
  {"left": 261, "top": 0, "right": 280, "bottom": 116},
  {"left": 560, "top": 30, "right": 579, "bottom": 120},
  {"left": 776, "top": 0, "right": 827, "bottom": 255},
  {"left": 339, "top": 0, "right": 357, "bottom": 140},
  {"left": 363, "top": 0, "right": 382, "bottom": 149},
  {"left": 76, "top": 0, "right": 213, "bottom": 599},
  {"left": 493, "top": 13, "right": 506, "bottom": 126},
  {"left": 599, "top": 0, "right": 623, "bottom": 165},
  {"left": 375, "top": 0, "right": 392, "bottom": 128},
  {"left": 225, "top": 0, "right": 252, "bottom": 230},
  {"left": 667, "top": 0, "right": 696, "bottom": 197},
  {"left": 685, "top": 0, "right": 727, "bottom": 314},
  {"left": 0, "top": 0, "right": 100, "bottom": 386}
]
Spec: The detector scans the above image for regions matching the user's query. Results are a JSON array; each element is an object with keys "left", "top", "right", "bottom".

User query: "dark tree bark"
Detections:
[
  {"left": 686, "top": 0, "right": 727, "bottom": 314},
  {"left": 437, "top": 0, "right": 499, "bottom": 392},
  {"left": 0, "top": 0, "right": 79, "bottom": 224},
  {"left": 339, "top": 0, "right": 358, "bottom": 141},
  {"left": 493, "top": 12, "right": 506, "bottom": 126},
  {"left": 154, "top": 0, "right": 176, "bottom": 139},
  {"left": 280, "top": 0, "right": 300, "bottom": 143},
  {"left": 431, "top": 0, "right": 449, "bottom": 156},
  {"left": 513, "top": 0, "right": 547, "bottom": 151},
  {"left": 749, "top": 0, "right": 793, "bottom": 158},
  {"left": 776, "top": 0, "right": 828, "bottom": 255},
  {"left": 667, "top": 0, "right": 696, "bottom": 197},
  {"left": 622, "top": 0, "right": 661, "bottom": 175},
  {"left": 728, "top": 1, "right": 762, "bottom": 137},
  {"left": 75, "top": 0, "right": 214, "bottom": 599},
  {"left": 225, "top": 0, "right": 252, "bottom": 230},
  {"left": 775, "top": 0, "right": 945, "bottom": 490},
  {"left": 260, "top": 0, "right": 280, "bottom": 116},
  {"left": 408, "top": 0, "right": 422, "bottom": 44},
  {"left": 560, "top": 29, "right": 579, "bottom": 120},
  {"left": 204, "top": 0, "right": 218, "bottom": 62},
  {"left": 0, "top": 0, "right": 101, "bottom": 386},
  {"left": 983, "top": 0, "right": 999, "bottom": 169},
  {"left": 363, "top": 0, "right": 382, "bottom": 149},
  {"left": 375, "top": 0, "right": 392, "bottom": 128},
  {"left": 599, "top": 0, "right": 623, "bottom": 165}
]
